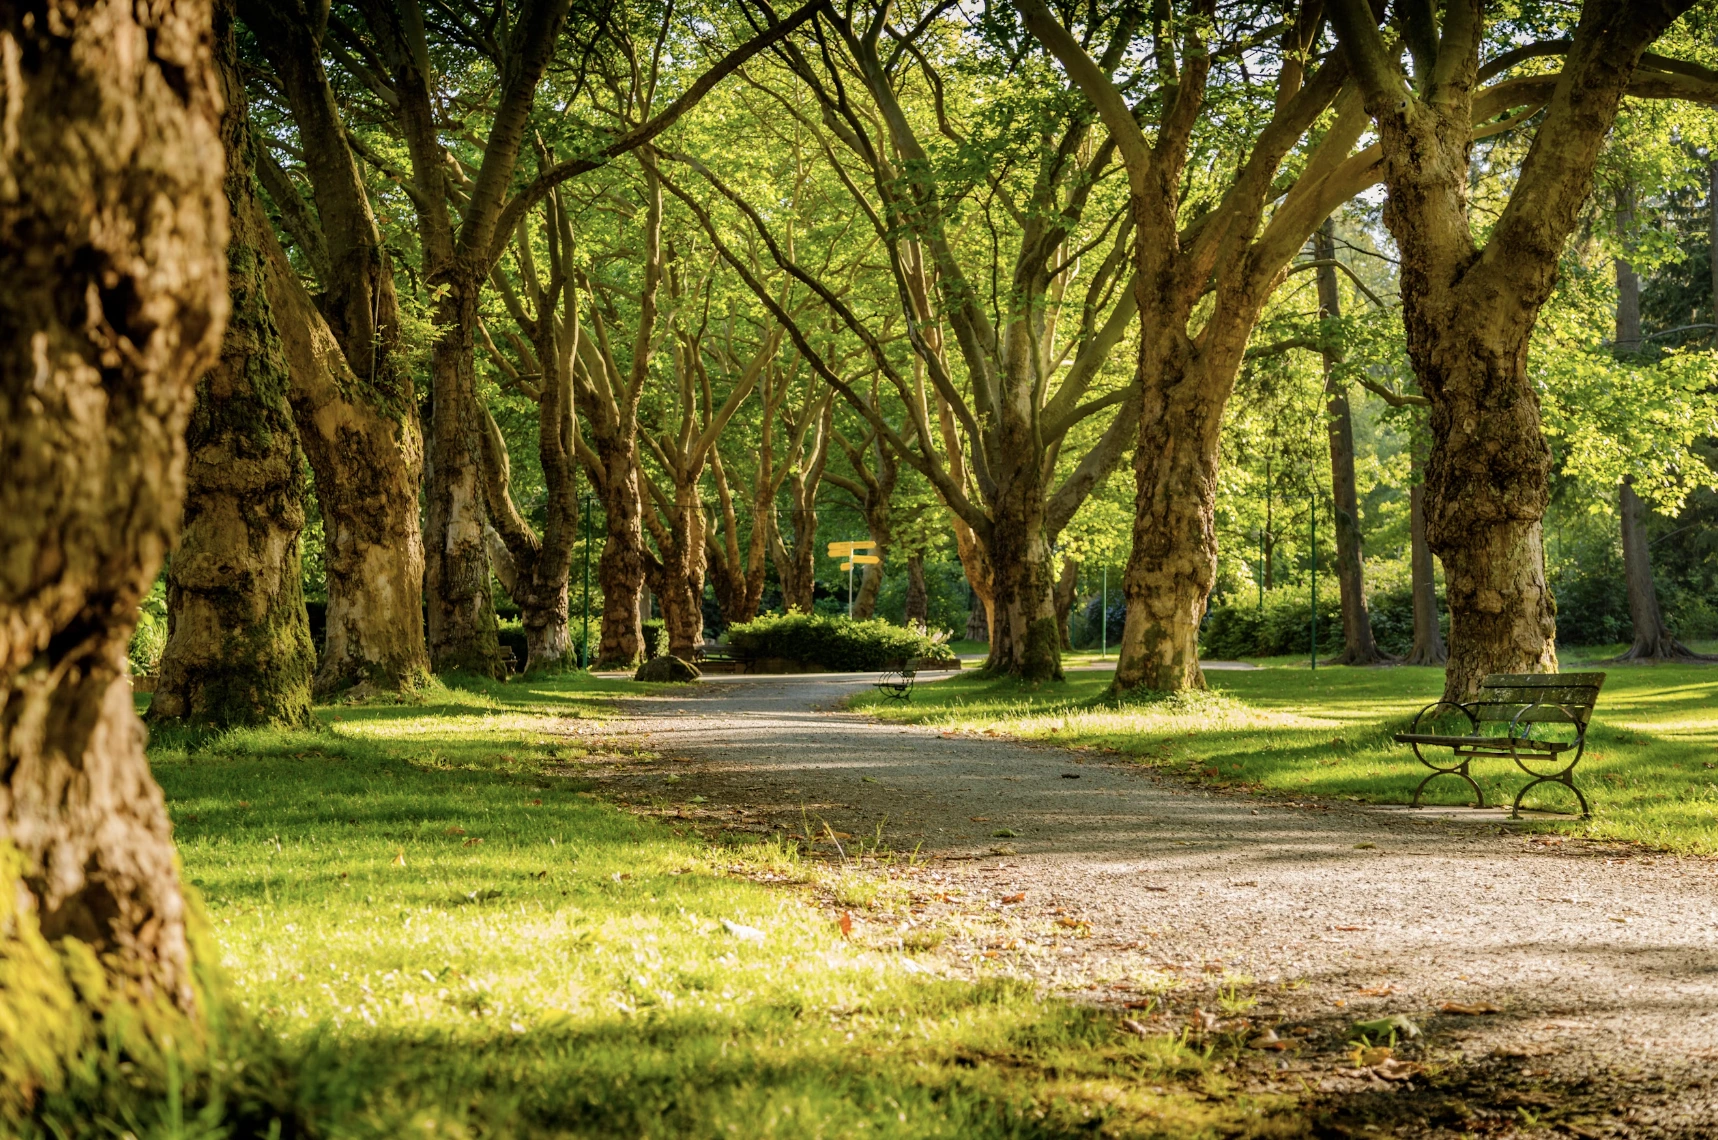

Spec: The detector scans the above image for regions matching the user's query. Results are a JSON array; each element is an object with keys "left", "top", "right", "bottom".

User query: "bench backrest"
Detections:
[{"left": 1470, "top": 672, "right": 1606, "bottom": 727}]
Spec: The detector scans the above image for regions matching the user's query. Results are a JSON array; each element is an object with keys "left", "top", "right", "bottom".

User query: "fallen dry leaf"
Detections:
[
  {"left": 1439, "top": 1001, "right": 1500, "bottom": 1015},
  {"left": 391, "top": 849, "right": 405, "bottom": 867},
  {"left": 1055, "top": 916, "right": 1089, "bottom": 930},
  {"left": 444, "top": 826, "right": 467, "bottom": 836},
  {"left": 1373, "top": 1057, "right": 1424, "bottom": 1081},
  {"left": 1120, "top": 1018, "right": 1151, "bottom": 1038},
  {"left": 1331, "top": 925, "right": 1367, "bottom": 932},
  {"left": 462, "top": 837, "right": 483, "bottom": 847},
  {"left": 1355, "top": 986, "right": 1396, "bottom": 997},
  {"left": 1001, "top": 892, "right": 1026, "bottom": 904},
  {"left": 969, "top": 816, "right": 990, "bottom": 822},
  {"left": 528, "top": 799, "right": 542, "bottom": 806},
  {"left": 1248, "top": 1030, "right": 1289, "bottom": 1051},
  {"left": 838, "top": 911, "right": 853, "bottom": 939}
]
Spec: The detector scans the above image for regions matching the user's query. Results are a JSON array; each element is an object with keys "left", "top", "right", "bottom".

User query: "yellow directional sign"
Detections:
[
  {"left": 827, "top": 541, "right": 874, "bottom": 557},
  {"left": 848, "top": 554, "right": 881, "bottom": 565}
]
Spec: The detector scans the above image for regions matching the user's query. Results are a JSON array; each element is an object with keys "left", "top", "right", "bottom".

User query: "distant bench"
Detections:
[
  {"left": 1393, "top": 672, "right": 1606, "bottom": 818},
  {"left": 874, "top": 658, "right": 921, "bottom": 701}
]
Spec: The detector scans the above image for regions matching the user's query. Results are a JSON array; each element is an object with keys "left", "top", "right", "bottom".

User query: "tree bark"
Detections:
[
  {"left": 363, "top": 0, "right": 573, "bottom": 677},
  {"left": 424, "top": 282, "right": 504, "bottom": 674},
  {"left": 594, "top": 439, "right": 647, "bottom": 666},
  {"left": 1328, "top": 0, "right": 1696, "bottom": 700},
  {"left": 239, "top": 0, "right": 429, "bottom": 696},
  {"left": 0, "top": 0, "right": 227, "bottom": 1098},
  {"left": 263, "top": 229, "right": 430, "bottom": 694},
  {"left": 1404, "top": 452, "right": 1449, "bottom": 665},
  {"left": 1314, "top": 221, "right": 1392, "bottom": 665},
  {"left": 905, "top": 553, "right": 929, "bottom": 632},
  {"left": 153, "top": 22, "right": 316, "bottom": 727}
]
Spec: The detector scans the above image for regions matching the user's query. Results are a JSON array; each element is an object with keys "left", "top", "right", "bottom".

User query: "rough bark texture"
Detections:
[
  {"left": 593, "top": 438, "right": 646, "bottom": 666},
  {"left": 1404, "top": 460, "right": 1449, "bottom": 666},
  {"left": 240, "top": 0, "right": 429, "bottom": 696},
  {"left": 1315, "top": 223, "right": 1391, "bottom": 665},
  {"left": 153, "top": 23, "right": 315, "bottom": 727},
  {"left": 1329, "top": 0, "right": 1696, "bottom": 700},
  {"left": 424, "top": 282, "right": 505, "bottom": 674},
  {"left": 263, "top": 229, "right": 430, "bottom": 693},
  {"left": 770, "top": 398, "right": 832, "bottom": 615},
  {"left": 0, "top": 0, "right": 227, "bottom": 1103}
]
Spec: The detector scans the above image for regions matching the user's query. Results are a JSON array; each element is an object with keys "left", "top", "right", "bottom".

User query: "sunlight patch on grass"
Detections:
[
  {"left": 859, "top": 663, "right": 1718, "bottom": 854},
  {"left": 140, "top": 671, "right": 1293, "bottom": 1138}
]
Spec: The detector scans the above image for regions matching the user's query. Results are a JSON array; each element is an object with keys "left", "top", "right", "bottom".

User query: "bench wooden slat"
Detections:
[
  {"left": 1394, "top": 732, "right": 1569, "bottom": 752},
  {"left": 1482, "top": 672, "right": 1606, "bottom": 688},
  {"left": 1466, "top": 702, "right": 1589, "bottom": 725}
]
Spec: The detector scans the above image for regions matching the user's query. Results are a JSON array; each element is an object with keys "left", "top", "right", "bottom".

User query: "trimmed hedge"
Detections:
[{"left": 723, "top": 613, "right": 957, "bottom": 672}]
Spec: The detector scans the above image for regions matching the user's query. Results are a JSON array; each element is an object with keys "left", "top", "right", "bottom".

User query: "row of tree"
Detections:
[{"left": 4, "top": 0, "right": 1718, "bottom": 1071}]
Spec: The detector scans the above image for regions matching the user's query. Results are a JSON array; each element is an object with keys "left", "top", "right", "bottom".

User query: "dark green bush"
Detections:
[
  {"left": 723, "top": 613, "right": 957, "bottom": 671},
  {"left": 1200, "top": 586, "right": 1343, "bottom": 658}
]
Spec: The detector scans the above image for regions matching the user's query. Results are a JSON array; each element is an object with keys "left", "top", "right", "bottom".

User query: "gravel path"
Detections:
[{"left": 577, "top": 673, "right": 1718, "bottom": 1137}]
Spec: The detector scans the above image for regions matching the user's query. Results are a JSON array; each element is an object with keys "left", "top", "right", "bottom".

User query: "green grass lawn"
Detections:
[
  {"left": 853, "top": 659, "right": 1718, "bottom": 854},
  {"left": 82, "top": 672, "right": 1300, "bottom": 1139}
]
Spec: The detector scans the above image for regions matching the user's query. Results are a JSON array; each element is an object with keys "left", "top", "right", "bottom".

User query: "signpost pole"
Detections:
[
  {"left": 1309, "top": 491, "right": 1317, "bottom": 672},
  {"left": 1100, "top": 564, "right": 1107, "bottom": 660}
]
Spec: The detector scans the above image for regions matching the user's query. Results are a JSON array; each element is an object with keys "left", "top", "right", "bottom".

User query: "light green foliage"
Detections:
[
  {"left": 128, "top": 576, "right": 169, "bottom": 676},
  {"left": 62, "top": 673, "right": 1305, "bottom": 1137},
  {"left": 853, "top": 662, "right": 1718, "bottom": 855}
]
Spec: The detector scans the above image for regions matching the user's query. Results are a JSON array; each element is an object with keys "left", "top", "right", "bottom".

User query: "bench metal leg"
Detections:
[
  {"left": 1407, "top": 740, "right": 1485, "bottom": 809},
  {"left": 1410, "top": 759, "right": 1485, "bottom": 810},
  {"left": 1511, "top": 772, "right": 1589, "bottom": 819},
  {"left": 1508, "top": 745, "right": 1589, "bottom": 819}
]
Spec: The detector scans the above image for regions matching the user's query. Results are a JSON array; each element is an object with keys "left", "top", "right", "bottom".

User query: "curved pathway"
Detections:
[{"left": 575, "top": 673, "right": 1718, "bottom": 1137}]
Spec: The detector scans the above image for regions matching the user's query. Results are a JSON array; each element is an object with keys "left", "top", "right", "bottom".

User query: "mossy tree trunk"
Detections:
[
  {"left": 0, "top": 0, "right": 227, "bottom": 1110},
  {"left": 238, "top": 0, "right": 430, "bottom": 695},
  {"left": 152, "top": 25, "right": 315, "bottom": 727},
  {"left": 364, "top": 0, "right": 573, "bottom": 677},
  {"left": 1328, "top": 0, "right": 1697, "bottom": 700},
  {"left": 1020, "top": 0, "right": 1364, "bottom": 694}
]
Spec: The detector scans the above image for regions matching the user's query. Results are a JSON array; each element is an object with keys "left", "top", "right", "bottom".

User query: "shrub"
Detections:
[
  {"left": 1200, "top": 586, "right": 1343, "bottom": 659},
  {"left": 723, "top": 612, "right": 957, "bottom": 671},
  {"left": 128, "top": 581, "right": 168, "bottom": 675}
]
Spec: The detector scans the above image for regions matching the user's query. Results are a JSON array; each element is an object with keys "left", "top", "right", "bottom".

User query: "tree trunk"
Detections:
[
  {"left": 263, "top": 231, "right": 430, "bottom": 694},
  {"left": 853, "top": 516, "right": 890, "bottom": 621},
  {"left": 596, "top": 443, "right": 647, "bottom": 666},
  {"left": 1114, "top": 351, "right": 1223, "bottom": 693},
  {"left": 965, "top": 597, "right": 990, "bottom": 644},
  {"left": 1404, "top": 455, "right": 1449, "bottom": 666},
  {"left": 656, "top": 485, "right": 708, "bottom": 659},
  {"left": 0, "top": 0, "right": 227, "bottom": 1103},
  {"left": 1608, "top": 216, "right": 1711, "bottom": 664},
  {"left": 1314, "top": 222, "right": 1391, "bottom": 666},
  {"left": 239, "top": 0, "right": 429, "bottom": 697},
  {"left": 1609, "top": 479, "right": 1710, "bottom": 661},
  {"left": 153, "top": 34, "right": 315, "bottom": 727},
  {"left": 979, "top": 458, "right": 1060, "bottom": 681},
  {"left": 905, "top": 553, "right": 929, "bottom": 632},
  {"left": 1054, "top": 557, "right": 1080, "bottom": 651},
  {"left": 424, "top": 284, "right": 503, "bottom": 675}
]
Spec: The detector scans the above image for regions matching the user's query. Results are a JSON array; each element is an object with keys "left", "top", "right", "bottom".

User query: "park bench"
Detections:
[
  {"left": 1394, "top": 672, "right": 1606, "bottom": 818},
  {"left": 874, "top": 658, "right": 919, "bottom": 701},
  {"left": 693, "top": 644, "right": 754, "bottom": 674}
]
